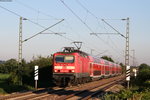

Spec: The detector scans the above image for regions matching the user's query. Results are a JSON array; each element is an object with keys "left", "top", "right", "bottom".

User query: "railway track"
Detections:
[
  {"left": 0, "top": 87, "right": 60, "bottom": 100},
  {"left": 0, "top": 75, "right": 125, "bottom": 100},
  {"left": 56, "top": 76, "right": 125, "bottom": 100}
]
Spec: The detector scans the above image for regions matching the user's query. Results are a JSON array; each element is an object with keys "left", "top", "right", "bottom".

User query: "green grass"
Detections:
[
  {"left": 0, "top": 73, "right": 10, "bottom": 94},
  {"left": 0, "top": 73, "right": 10, "bottom": 80},
  {"left": 0, "top": 73, "right": 53, "bottom": 94},
  {"left": 0, "top": 73, "right": 27, "bottom": 94}
]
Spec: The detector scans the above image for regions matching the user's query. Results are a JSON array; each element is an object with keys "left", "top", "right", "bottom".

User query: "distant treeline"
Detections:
[
  {"left": 0, "top": 56, "right": 150, "bottom": 89},
  {"left": 103, "top": 63, "right": 150, "bottom": 100},
  {"left": 0, "top": 56, "right": 53, "bottom": 87},
  {"left": 0, "top": 60, "right": 5, "bottom": 64}
]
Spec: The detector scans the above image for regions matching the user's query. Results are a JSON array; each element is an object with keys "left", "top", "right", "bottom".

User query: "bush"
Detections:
[
  {"left": 141, "top": 88, "right": 150, "bottom": 100},
  {"left": 22, "top": 56, "right": 53, "bottom": 87},
  {"left": 135, "top": 64, "right": 150, "bottom": 87}
]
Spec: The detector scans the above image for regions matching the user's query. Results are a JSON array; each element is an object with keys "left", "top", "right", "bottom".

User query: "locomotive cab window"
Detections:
[
  {"left": 65, "top": 56, "right": 74, "bottom": 63},
  {"left": 55, "top": 55, "right": 64, "bottom": 63},
  {"left": 55, "top": 55, "right": 74, "bottom": 63}
]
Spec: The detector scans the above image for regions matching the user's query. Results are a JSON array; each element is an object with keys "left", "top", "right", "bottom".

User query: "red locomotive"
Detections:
[{"left": 53, "top": 47, "right": 122, "bottom": 86}]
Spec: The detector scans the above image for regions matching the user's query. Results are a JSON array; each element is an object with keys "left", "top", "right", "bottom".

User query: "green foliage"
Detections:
[
  {"left": 135, "top": 63, "right": 150, "bottom": 86},
  {"left": 102, "top": 89, "right": 133, "bottom": 100},
  {"left": 0, "top": 73, "right": 10, "bottom": 80},
  {"left": 141, "top": 88, "right": 150, "bottom": 100},
  {"left": 0, "top": 64, "right": 5, "bottom": 73},
  {"left": 0, "top": 56, "right": 53, "bottom": 94},
  {"left": 22, "top": 56, "right": 53, "bottom": 87},
  {"left": 0, "top": 59, "right": 18, "bottom": 73},
  {"left": 117, "top": 89, "right": 133, "bottom": 99},
  {"left": 0, "top": 73, "right": 27, "bottom": 94},
  {"left": 103, "top": 89, "right": 143, "bottom": 100},
  {"left": 103, "top": 63, "right": 150, "bottom": 100},
  {"left": 28, "top": 56, "right": 52, "bottom": 68},
  {"left": 138, "top": 63, "right": 150, "bottom": 70},
  {"left": 0, "top": 88, "right": 6, "bottom": 94},
  {"left": 101, "top": 56, "right": 114, "bottom": 62},
  {"left": 9, "top": 69, "right": 22, "bottom": 85},
  {"left": 120, "top": 63, "right": 125, "bottom": 74}
]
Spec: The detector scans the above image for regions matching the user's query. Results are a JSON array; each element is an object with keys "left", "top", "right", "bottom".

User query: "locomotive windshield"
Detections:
[{"left": 55, "top": 55, "right": 74, "bottom": 63}]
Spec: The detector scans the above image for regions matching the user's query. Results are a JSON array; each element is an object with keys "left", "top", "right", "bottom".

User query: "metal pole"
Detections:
[
  {"left": 18, "top": 17, "right": 23, "bottom": 85},
  {"left": 125, "top": 17, "right": 129, "bottom": 67},
  {"left": 127, "top": 81, "right": 129, "bottom": 89},
  {"left": 125, "top": 18, "right": 130, "bottom": 89},
  {"left": 35, "top": 80, "right": 38, "bottom": 90},
  {"left": 34, "top": 65, "right": 38, "bottom": 90},
  {"left": 91, "top": 49, "right": 94, "bottom": 55},
  {"left": 91, "top": 18, "right": 130, "bottom": 89},
  {"left": 131, "top": 49, "right": 135, "bottom": 66},
  {"left": 18, "top": 17, "right": 22, "bottom": 64}
]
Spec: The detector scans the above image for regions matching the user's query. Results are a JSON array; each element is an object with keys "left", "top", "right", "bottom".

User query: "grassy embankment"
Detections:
[
  {"left": 0, "top": 73, "right": 30, "bottom": 95},
  {"left": 0, "top": 73, "right": 10, "bottom": 94}
]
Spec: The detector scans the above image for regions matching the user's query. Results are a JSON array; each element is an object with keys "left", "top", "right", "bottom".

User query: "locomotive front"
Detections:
[
  {"left": 54, "top": 53, "right": 75, "bottom": 73},
  {"left": 53, "top": 52, "right": 77, "bottom": 86}
]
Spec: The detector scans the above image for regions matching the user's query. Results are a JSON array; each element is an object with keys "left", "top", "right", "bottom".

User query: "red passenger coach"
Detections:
[{"left": 53, "top": 47, "right": 122, "bottom": 86}]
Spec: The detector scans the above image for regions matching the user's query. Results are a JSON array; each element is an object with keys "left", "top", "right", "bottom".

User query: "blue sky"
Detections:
[{"left": 0, "top": 0, "right": 150, "bottom": 65}]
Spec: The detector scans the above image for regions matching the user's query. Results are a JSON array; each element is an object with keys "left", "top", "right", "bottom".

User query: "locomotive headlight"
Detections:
[
  {"left": 54, "top": 70, "right": 57, "bottom": 72},
  {"left": 54, "top": 66, "right": 63, "bottom": 69},
  {"left": 66, "top": 66, "right": 75, "bottom": 69},
  {"left": 72, "top": 70, "right": 75, "bottom": 72}
]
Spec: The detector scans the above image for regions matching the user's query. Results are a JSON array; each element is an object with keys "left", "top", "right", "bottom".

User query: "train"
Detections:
[{"left": 53, "top": 47, "right": 122, "bottom": 86}]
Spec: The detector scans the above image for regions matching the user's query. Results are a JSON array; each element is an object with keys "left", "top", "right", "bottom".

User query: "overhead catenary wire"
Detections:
[
  {"left": 75, "top": 0, "right": 127, "bottom": 61},
  {"left": 75, "top": 0, "right": 105, "bottom": 30},
  {"left": 47, "top": 30, "right": 107, "bottom": 56},
  {"left": 107, "top": 36, "right": 120, "bottom": 51},
  {"left": 75, "top": 0, "right": 123, "bottom": 53},
  {"left": 0, "top": 5, "right": 63, "bottom": 34},
  {"left": 59, "top": 0, "right": 94, "bottom": 33},
  {"left": 22, "top": 19, "right": 64, "bottom": 42},
  {"left": 16, "top": 0, "right": 85, "bottom": 43},
  {"left": 0, "top": 5, "right": 104, "bottom": 57},
  {"left": 101, "top": 19, "right": 126, "bottom": 38},
  {"left": 100, "top": 18, "right": 124, "bottom": 51},
  {"left": 56, "top": 33, "right": 106, "bottom": 55},
  {"left": 64, "top": 20, "right": 82, "bottom": 41},
  {"left": 75, "top": 0, "right": 98, "bottom": 19},
  {"left": 0, "top": 2, "right": 126, "bottom": 62},
  {"left": 94, "top": 34, "right": 125, "bottom": 59},
  {"left": 15, "top": 0, "right": 62, "bottom": 20},
  {"left": 59, "top": 0, "right": 109, "bottom": 55},
  {"left": 0, "top": 5, "right": 47, "bottom": 29},
  {"left": 63, "top": 19, "right": 103, "bottom": 53}
]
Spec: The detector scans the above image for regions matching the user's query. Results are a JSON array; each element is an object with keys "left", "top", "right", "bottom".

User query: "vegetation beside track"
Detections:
[
  {"left": 101, "top": 63, "right": 150, "bottom": 100},
  {"left": 0, "top": 73, "right": 34, "bottom": 94},
  {"left": 0, "top": 56, "right": 150, "bottom": 100},
  {"left": 0, "top": 56, "right": 53, "bottom": 94}
]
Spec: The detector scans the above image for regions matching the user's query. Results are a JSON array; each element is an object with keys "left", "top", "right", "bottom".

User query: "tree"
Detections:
[
  {"left": 22, "top": 56, "right": 53, "bottom": 87},
  {"left": 120, "top": 63, "right": 125, "bottom": 74},
  {"left": 0, "top": 59, "right": 18, "bottom": 73},
  {"left": 138, "top": 63, "right": 150, "bottom": 70},
  {"left": 28, "top": 56, "right": 52, "bottom": 68},
  {"left": 136, "top": 63, "right": 150, "bottom": 87},
  {"left": 0, "top": 63, "right": 5, "bottom": 73},
  {"left": 0, "top": 60, "right": 5, "bottom": 64},
  {"left": 101, "top": 56, "right": 114, "bottom": 62}
]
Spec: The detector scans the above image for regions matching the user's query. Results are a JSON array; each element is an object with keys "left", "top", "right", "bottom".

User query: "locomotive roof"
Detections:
[
  {"left": 55, "top": 47, "right": 120, "bottom": 66},
  {"left": 56, "top": 47, "right": 89, "bottom": 57}
]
